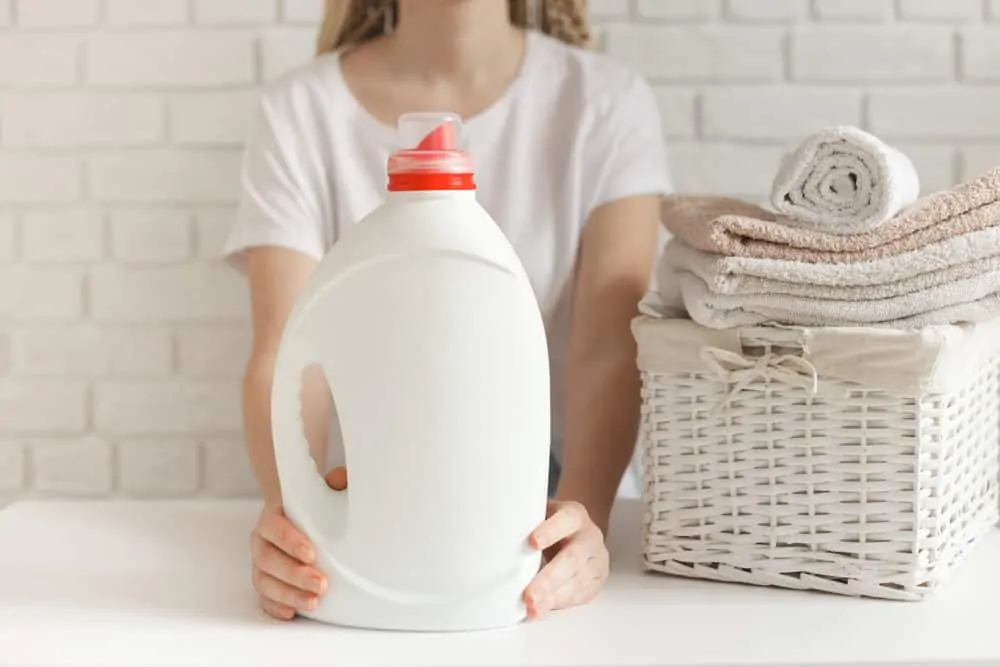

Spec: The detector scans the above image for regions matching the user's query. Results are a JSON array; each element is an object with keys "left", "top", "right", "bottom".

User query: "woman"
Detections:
[{"left": 225, "top": 0, "right": 671, "bottom": 622}]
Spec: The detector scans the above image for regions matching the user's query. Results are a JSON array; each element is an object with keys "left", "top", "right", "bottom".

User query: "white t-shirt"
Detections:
[{"left": 224, "top": 28, "right": 672, "bottom": 457}]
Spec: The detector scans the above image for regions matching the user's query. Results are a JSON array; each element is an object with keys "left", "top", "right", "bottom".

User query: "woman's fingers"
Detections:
[
  {"left": 551, "top": 568, "right": 604, "bottom": 611},
  {"left": 251, "top": 533, "right": 327, "bottom": 596},
  {"left": 524, "top": 504, "right": 610, "bottom": 620},
  {"left": 324, "top": 466, "right": 348, "bottom": 491},
  {"left": 253, "top": 568, "right": 319, "bottom": 613},
  {"left": 524, "top": 541, "right": 591, "bottom": 617},
  {"left": 550, "top": 543, "right": 609, "bottom": 610},
  {"left": 529, "top": 501, "right": 587, "bottom": 551},
  {"left": 260, "top": 597, "right": 296, "bottom": 621},
  {"left": 250, "top": 504, "right": 330, "bottom": 621},
  {"left": 255, "top": 510, "right": 316, "bottom": 564}
]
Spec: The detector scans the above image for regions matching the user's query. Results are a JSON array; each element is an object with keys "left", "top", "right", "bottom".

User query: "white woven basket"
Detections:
[{"left": 632, "top": 314, "right": 1000, "bottom": 601}]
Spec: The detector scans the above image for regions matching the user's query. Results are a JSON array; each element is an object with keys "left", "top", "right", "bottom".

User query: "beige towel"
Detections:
[
  {"left": 664, "top": 270, "right": 1000, "bottom": 330},
  {"left": 662, "top": 167, "right": 1000, "bottom": 263},
  {"left": 771, "top": 126, "right": 920, "bottom": 234},
  {"left": 661, "top": 221, "right": 1000, "bottom": 301}
]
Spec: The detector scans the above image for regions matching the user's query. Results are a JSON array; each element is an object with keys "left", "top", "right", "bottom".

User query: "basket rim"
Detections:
[{"left": 631, "top": 313, "right": 1000, "bottom": 396}]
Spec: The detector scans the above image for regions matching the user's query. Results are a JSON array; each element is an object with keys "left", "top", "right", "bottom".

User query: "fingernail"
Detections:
[
  {"left": 298, "top": 546, "right": 314, "bottom": 562},
  {"left": 311, "top": 576, "right": 327, "bottom": 595},
  {"left": 305, "top": 596, "right": 318, "bottom": 610}
]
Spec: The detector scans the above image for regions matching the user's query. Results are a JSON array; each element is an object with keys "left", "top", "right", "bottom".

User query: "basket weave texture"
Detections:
[{"left": 633, "top": 315, "right": 1000, "bottom": 601}]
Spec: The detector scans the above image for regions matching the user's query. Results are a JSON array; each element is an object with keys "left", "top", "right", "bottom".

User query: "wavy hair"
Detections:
[{"left": 316, "top": 0, "right": 593, "bottom": 54}]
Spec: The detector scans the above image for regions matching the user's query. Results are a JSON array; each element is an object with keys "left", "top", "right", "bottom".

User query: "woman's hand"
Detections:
[
  {"left": 522, "top": 500, "right": 610, "bottom": 619},
  {"left": 250, "top": 468, "right": 348, "bottom": 619}
]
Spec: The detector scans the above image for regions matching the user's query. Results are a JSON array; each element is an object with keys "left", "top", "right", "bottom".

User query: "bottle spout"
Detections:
[
  {"left": 416, "top": 122, "right": 457, "bottom": 151},
  {"left": 396, "top": 112, "right": 463, "bottom": 152}
]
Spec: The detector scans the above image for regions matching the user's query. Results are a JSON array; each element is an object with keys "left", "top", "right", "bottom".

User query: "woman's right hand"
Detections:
[{"left": 250, "top": 467, "right": 348, "bottom": 619}]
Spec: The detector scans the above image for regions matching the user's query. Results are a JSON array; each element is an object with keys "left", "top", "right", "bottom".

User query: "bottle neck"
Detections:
[{"left": 386, "top": 188, "right": 478, "bottom": 202}]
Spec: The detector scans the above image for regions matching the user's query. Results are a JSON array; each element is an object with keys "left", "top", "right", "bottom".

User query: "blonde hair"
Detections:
[{"left": 316, "top": 0, "right": 593, "bottom": 55}]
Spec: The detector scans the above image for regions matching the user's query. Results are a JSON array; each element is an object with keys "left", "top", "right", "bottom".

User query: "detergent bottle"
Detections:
[{"left": 269, "top": 112, "right": 552, "bottom": 632}]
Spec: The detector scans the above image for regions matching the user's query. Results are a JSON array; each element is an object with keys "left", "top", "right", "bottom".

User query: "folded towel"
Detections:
[
  {"left": 666, "top": 270, "right": 1000, "bottom": 330},
  {"left": 662, "top": 167, "right": 1000, "bottom": 263},
  {"left": 661, "top": 220, "right": 1000, "bottom": 300},
  {"left": 770, "top": 126, "right": 920, "bottom": 235}
]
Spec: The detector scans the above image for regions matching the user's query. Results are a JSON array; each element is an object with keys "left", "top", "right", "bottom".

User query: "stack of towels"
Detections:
[{"left": 654, "top": 125, "right": 1000, "bottom": 330}]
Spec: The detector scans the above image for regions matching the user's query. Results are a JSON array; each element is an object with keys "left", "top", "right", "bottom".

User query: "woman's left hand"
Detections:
[{"left": 522, "top": 500, "right": 610, "bottom": 619}]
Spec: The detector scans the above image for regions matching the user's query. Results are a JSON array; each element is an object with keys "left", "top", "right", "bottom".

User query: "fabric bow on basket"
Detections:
[{"left": 697, "top": 346, "right": 820, "bottom": 418}]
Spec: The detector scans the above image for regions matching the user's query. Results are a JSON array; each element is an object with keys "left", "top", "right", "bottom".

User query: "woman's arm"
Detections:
[
  {"left": 241, "top": 246, "right": 332, "bottom": 506},
  {"left": 553, "top": 194, "right": 661, "bottom": 534}
]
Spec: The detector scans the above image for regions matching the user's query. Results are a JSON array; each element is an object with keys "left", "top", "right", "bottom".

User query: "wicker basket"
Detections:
[{"left": 632, "top": 314, "right": 1000, "bottom": 601}]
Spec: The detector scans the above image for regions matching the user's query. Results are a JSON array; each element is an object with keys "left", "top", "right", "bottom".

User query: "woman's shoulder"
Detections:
[
  {"left": 254, "top": 50, "right": 349, "bottom": 118},
  {"left": 526, "top": 30, "right": 656, "bottom": 113}
]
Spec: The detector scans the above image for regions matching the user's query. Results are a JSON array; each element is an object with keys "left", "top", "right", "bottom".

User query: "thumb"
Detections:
[{"left": 324, "top": 466, "right": 348, "bottom": 491}]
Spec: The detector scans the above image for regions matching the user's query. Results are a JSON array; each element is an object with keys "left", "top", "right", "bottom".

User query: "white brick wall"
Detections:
[{"left": 2, "top": 0, "right": 1000, "bottom": 500}]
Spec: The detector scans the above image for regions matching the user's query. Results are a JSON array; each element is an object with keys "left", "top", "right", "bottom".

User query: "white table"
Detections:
[{"left": 1, "top": 498, "right": 998, "bottom": 667}]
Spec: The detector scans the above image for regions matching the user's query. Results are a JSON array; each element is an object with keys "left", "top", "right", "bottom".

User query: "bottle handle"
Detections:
[
  {"left": 270, "top": 328, "right": 524, "bottom": 607},
  {"left": 270, "top": 334, "right": 349, "bottom": 549}
]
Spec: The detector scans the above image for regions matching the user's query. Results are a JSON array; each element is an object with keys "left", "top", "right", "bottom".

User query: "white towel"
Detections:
[
  {"left": 660, "top": 223, "right": 1000, "bottom": 301},
  {"left": 770, "top": 126, "right": 921, "bottom": 235},
  {"left": 664, "top": 270, "right": 1000, "bottom": 330}
]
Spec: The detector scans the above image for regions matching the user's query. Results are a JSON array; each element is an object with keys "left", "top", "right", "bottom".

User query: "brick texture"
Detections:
[
  {"left": 0, "top": 382, "right": 87, "bottom": 434},
  {"left": 813, "top": 0, "right": 894, "bottom": 21},
  {"left": 1, "top": 1, "right": 999, "bottom": 501},
  {"left": 17, "top": 0, "right": 101, "bottom": 27},
  {"left": 106, "top": 0, "right": 189, "bottom": 25},
  {"left": 93, "top": 380, "right": 242, "bottom": 434},
  {"left": 88, "top": 150, "right": 242, "bottom": 203},
  {"left": 0, "top": 155, "right": 81, "bottom": 203},
  {"left": 31, "top": 437, "right": 113, "bottom": 495},
  {"left": 8, "top": 326, "right": 172, "bottom": 377},
  {"left": 0, "top": 213, "right": 14, "bottom": 260},
  {"left": 117, "top": 439, "right": 201, "bottom": 496},
  {"left": 0, "top": 36, "right": 80, "bottom": 86},
  {"left": 21, "top": 208, "right": 104, "bottom": 262},
  {"left": 169, "top": 91, "right": 258, "bottom": 145},
  {"left": 791, "top": 27, "right": 953, "bottom": 81},
  {"left": 195, "top": 0, "right": 277, "bottom": 25},
  {"left": 0, "top": 442, "right": 26, "bottom": 491},
  {"left": 898, "top": 0, "right": 983, "bottom": 20},
  {"left": 109, "top": 209, "right": 193, "bottom": 262},
  {"left": 86, "top": 33, "right": 256, "bottom": 87},
  {"left": 282, "top": 0, "right": 322, "bottom": 23},
  {"left": 725, "top": 0, "right": 807, "bottom": 22},
  {"left": 2, "top": 94, "right": 164, "bottom": 148},
  {"left": 203, "top": 437, "right": 259, "bottom": 496}
]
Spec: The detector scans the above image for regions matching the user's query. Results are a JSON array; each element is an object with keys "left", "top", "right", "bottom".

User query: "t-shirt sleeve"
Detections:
[
  {"left": 223, "top": 89, "right": 327, "bottom": 273},
  {"left": 584, "top": 73, "right": 673, "bottom": 217}
]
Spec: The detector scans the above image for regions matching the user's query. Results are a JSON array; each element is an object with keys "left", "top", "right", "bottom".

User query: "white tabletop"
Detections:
[{"left": 0, "top": 498, "right": 998, "bottom": 667}]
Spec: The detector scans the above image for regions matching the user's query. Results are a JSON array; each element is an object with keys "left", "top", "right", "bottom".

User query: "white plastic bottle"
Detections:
[{"left": 269, "top": 112, "right": 552, "bottom": 632}]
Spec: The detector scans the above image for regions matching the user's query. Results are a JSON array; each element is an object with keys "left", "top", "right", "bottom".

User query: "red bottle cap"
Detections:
[{"left": 387, "top": 113, "right": 475, "bottom": 192}]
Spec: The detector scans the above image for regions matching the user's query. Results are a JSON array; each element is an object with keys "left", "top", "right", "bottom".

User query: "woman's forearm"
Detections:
[
  {"left": 242, "top": 354, "right": 331, "bottom": 507},
  {"left": 554, "top": 346, "right": 642, "bottom": 535},
  {"left": 552, "top": 196, "right": 660, "bottom": 536}
]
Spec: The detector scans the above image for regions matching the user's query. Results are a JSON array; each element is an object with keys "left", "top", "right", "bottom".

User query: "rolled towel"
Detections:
[
  {"left": 770, "top": 126, "right": 920, "bottom": 234},
  {"left": 660, "top": 220, "right": 1000, "bottom": 300},
  {"left": 660, "top": 166, "right": 1000, "bottom": 262}
]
